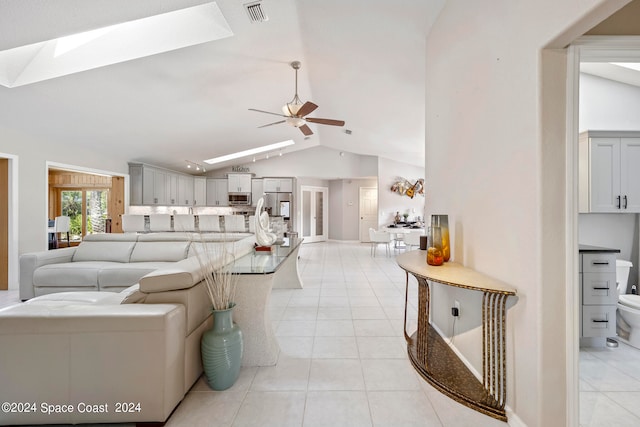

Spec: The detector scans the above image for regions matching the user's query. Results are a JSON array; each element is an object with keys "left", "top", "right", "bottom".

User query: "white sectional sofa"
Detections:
[
  {"left": 19, "top": 232, "right": 251, "bottom": 300},
  {"left": 1, "top": 233, "right": 256, "bottom": 425}
]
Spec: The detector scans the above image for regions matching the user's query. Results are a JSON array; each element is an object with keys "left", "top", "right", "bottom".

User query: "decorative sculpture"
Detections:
[
  {"left": 254, "top": 197, "right": 277, "bottom": 246},
  {"left": 391, "top": 177, "right": 425, "bottom": 198}
]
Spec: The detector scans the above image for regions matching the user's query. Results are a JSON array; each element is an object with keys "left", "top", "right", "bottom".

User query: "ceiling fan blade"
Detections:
[
  {"left": 296, "top": 101, "right": 318, "bottom": 117},
  {"left": 299, "top": 124, "right": 313, "bottom": 136},
  {"left": 258, "top": 120, "right": 286, "bottom": 128},
  {"left": 249, "top": 108, "right": 288, "bottom": 118},
  {"left": 305, "top": 117, "right": 345, "bottom": 127}
]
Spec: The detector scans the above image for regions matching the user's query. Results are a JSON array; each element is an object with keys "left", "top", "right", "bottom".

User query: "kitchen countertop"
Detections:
[{"left": 579, "top": 244, "right": 621, "bottom": 253}]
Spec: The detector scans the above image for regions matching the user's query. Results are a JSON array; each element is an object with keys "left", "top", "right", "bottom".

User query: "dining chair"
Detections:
[
  {"left": 369, "top": 228, "right": 391, "bottom": 257},
  {"left": 404, "top": 229, "right": 425, "bottom": 250},
  {"left": 48, "top": 216, "right": 71, "bottom": 248}
]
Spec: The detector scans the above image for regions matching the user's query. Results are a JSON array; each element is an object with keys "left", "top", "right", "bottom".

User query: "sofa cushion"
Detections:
[
  {"left": 120, "top": 284, "right": 148, "bottom": 304},
  {"left": 83, "top": 234, "right": 139, "bottom": 242},
  {"left": 98, "top": 262, "right": 174, "bottom": 289},
  {"left": 73, "top": 241, "right": 136, "bottom": 262},
  {"left": 26, "top": 291, "right": 127, "bottom": 305},
  {"left": 138, "top": 257, "right": 203, "bottom": 293},
  {"left": 33, "top": 261, "right": 116, "bottom": 287},
  {"left": 129, "top": 241, "right": 191, "bottom": 262}
]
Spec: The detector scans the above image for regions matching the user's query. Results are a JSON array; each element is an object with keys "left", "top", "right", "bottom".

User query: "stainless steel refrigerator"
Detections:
[{"left": 263, "top": 192, "right": 293, "bottom": 231}]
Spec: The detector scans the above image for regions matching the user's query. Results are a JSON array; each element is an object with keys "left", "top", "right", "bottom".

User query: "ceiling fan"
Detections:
[{"left": 249, "top": 61, "right": 345, "bottom": 136}]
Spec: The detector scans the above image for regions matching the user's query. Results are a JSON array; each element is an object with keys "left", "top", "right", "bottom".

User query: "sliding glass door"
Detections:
[{"left": 61, "top": 189, "right": 109, "bottom": 241}]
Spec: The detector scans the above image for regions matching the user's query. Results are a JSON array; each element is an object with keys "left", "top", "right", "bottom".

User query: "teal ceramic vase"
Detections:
[{"left": 201, "top": 304, "right": 243, "bottom": 390}]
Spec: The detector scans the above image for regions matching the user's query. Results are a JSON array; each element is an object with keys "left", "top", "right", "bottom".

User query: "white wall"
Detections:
[
  {"left": 424, "top": 1, "right": 625, "bottom": 425},
  {"left": 579, "top": 73, "right": 640, "bottom": 290},
  {"left": 580, "top": 73, "right": 640, "bottom": 131},
  {"left": 328, "top": 178, "right": 377, "bottom": 241},
  {"left": 376, "top": 157, "right": 425, "bottom": 227},
  {"left": 1, "top": 125, "right": 129, "bottom": 258}
]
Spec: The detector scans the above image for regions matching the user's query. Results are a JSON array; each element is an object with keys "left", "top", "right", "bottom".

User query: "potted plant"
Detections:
[{"left": 192, "top": 235, "right": 243, "bottom": 391}]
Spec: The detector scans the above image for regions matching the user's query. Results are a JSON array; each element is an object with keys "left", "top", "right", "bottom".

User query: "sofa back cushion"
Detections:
[
  {"left": 138, "top": 257, "right": 203, "bottom": 293},
  {"left": 72, "top": 241, "right": 136, "bottom": 262},
  {"left": 130, "top": 241, "right": 191, "bottom": 262}
]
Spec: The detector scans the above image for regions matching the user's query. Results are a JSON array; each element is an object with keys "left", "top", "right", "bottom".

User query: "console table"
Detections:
[
  {"left": 232, "top": 237, "right": 304, "bottom": 366},
  {"left": 396, "top": 251, "right": 516, "bottom": 422}
]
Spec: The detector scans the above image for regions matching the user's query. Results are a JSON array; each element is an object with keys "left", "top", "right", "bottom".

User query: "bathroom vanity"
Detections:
[{"left": 579, "top": 244, "right": 620, "bottom": 347}]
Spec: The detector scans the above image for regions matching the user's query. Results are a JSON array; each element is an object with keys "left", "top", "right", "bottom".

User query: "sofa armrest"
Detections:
[
  {"left": 0, "top": 303, "right": 186, "bottom": 425},
  {"left": 19, "top": 247, "right": 76, "bottom": 300}
]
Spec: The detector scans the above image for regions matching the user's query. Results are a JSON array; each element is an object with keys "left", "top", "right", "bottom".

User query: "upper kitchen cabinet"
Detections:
[
  {"left": 206, "top": 178, "right": 228, "bottom": 206},
  {"left": 228, "top": 174, "right": 252, "bottom": 193},
  {"left": 129, "top": 163, "right": 194, "bottom": 206},
  {"left": 193, "top": 177, "right": 207, "bottom": 206},
  {"left": 579, "top": 131, "right": 640, "bottom": 213},
  {"left": 263, "top": 178, "right": 293, "bottom": 193}
]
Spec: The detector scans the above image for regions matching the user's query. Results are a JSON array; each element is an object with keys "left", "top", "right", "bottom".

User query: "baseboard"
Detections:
[
  {"left": 505, "top": 406, "right": 527, "bottom": 427},
  {"left": 430, "top": 322, "right": 482, "bottom": 381},
  {"left": 431, "top": 323, "right": 527, "bottom": 426}
]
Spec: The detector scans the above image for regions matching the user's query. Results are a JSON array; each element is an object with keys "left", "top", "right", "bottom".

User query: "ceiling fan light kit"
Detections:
[{"left": 249, "top": 60, "right": 345, "bottom": 135}]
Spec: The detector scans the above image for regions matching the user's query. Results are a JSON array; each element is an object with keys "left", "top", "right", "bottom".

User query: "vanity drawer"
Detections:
[
  {"left": 582, "top": 253, "right": 616, "bottom": 273},
  {"left": 582, "top": 272, "right": 618, "bottom": 305},
  {"left": 582, "top": 305, "right": 617, "bottom": 338}
]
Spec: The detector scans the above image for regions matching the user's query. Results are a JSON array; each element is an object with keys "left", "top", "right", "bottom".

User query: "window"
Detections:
[{"left": 61, "top": 189, "right": 109, "bottom": 241}]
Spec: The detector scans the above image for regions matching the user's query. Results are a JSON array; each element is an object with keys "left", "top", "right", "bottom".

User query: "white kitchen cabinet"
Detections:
[
  {"left": 579, "top": 131, "right": 640, "bottom": 213},
  {"left": 193, "top": 177, "right": 207, "bottom": 206},
  {"left": 228, "top": 174, "right": 252, "bottom": 193},
  {"left": 129, "top": 163, "right": 196, "bottom": 206},
  {"left": 580, "top": 250, "right": 618, "bottom": 340},
  {"left": 206, "top": 178, "right": 228, "bottom": 206},
  {"left": 177, "top": 174, "right": 194, "bottom": 206},
  {"left": 263, "top": 178, "right": 293, "bottom": 193},
  {"left": 142, "top": 166, "right": 168, "bottom": 205},
  {"left": 252, "top": 179, "right": 264, "bottom": 206}
]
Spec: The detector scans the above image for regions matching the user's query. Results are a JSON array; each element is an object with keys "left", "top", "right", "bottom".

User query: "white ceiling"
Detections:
[{"left": 0, "top": 0, "right": 445, "bottom": 173}]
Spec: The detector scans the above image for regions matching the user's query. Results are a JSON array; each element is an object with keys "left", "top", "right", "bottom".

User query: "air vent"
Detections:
[{"left": 245, "top": 1, "right": 269, "bottom": 23}]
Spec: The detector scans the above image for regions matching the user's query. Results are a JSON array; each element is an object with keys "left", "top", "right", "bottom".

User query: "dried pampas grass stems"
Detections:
[{"left": 192, "top": 234, "right": 239, "bottom": 311}]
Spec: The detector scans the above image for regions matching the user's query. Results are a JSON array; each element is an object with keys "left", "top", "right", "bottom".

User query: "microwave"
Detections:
[{"left": 228, "top": 193, "right": 251, "bottom": 205}]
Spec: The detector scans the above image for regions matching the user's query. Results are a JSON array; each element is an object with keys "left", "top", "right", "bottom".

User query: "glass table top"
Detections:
[{"left": 230, "top": 237, "right": 303, "bottom": 274}]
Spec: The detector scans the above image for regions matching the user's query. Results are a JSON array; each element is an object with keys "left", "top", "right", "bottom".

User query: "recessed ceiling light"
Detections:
[{"left": 204, "top": 140, "right": 295, "bottom": 165}]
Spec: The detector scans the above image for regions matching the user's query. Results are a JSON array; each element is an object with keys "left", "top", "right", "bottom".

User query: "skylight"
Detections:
[
  {"left": 204, "top": 140, "right": 296, "bottom": 165},
  {"left": 611, "top": 62, "right": 640, "bottom": 72},
  {"left": 0, "top": 2, "right": 233, "bottom": 88}
]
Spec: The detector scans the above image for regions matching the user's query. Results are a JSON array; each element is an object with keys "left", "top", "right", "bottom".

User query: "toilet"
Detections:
[{"left": 615, "top": 259, "right": 640, "bottom": 348}]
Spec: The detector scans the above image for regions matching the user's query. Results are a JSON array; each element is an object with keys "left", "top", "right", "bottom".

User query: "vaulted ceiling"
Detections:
[{"left": 0, "top": 0, "right": 446, "bottom": 173}]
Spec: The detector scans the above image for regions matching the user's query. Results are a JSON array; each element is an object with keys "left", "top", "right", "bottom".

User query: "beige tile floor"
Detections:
[{"left": 6, "top": 241, "right": 638, "bottom": 425}]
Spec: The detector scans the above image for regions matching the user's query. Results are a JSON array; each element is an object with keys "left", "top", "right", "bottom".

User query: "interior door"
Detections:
[
  {"left": 301, "top": 186, "right": 328, "bottom": 243},
  {"left": 359, "top": 187, "right": 378, "bottom": 242}
]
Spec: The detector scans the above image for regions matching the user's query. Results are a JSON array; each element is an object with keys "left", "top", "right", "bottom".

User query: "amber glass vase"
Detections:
[
  {"left": 427, "top": 226, "right": 444, "bottom": 266},
  {"left": 431, "top": 215, "right": 450, "bottom": 262}
]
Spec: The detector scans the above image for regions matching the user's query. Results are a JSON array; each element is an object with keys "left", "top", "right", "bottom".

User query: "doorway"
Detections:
[
  {"left": 301, "top": 186, "right": 328, "bottom": 243},
  {"left": 566, "top": 36, "right": 640, "bottom": 426},
  {"left": 359, "top": 187, "right": 378, "bottom": 242}
]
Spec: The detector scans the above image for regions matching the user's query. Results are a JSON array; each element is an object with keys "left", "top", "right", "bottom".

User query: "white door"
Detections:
[
  {"left": 301, "top": 186, "right": 328, "bottom": 243},
  {"left": 359, "top": 187, "right": 378, "bottom": 242}
]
